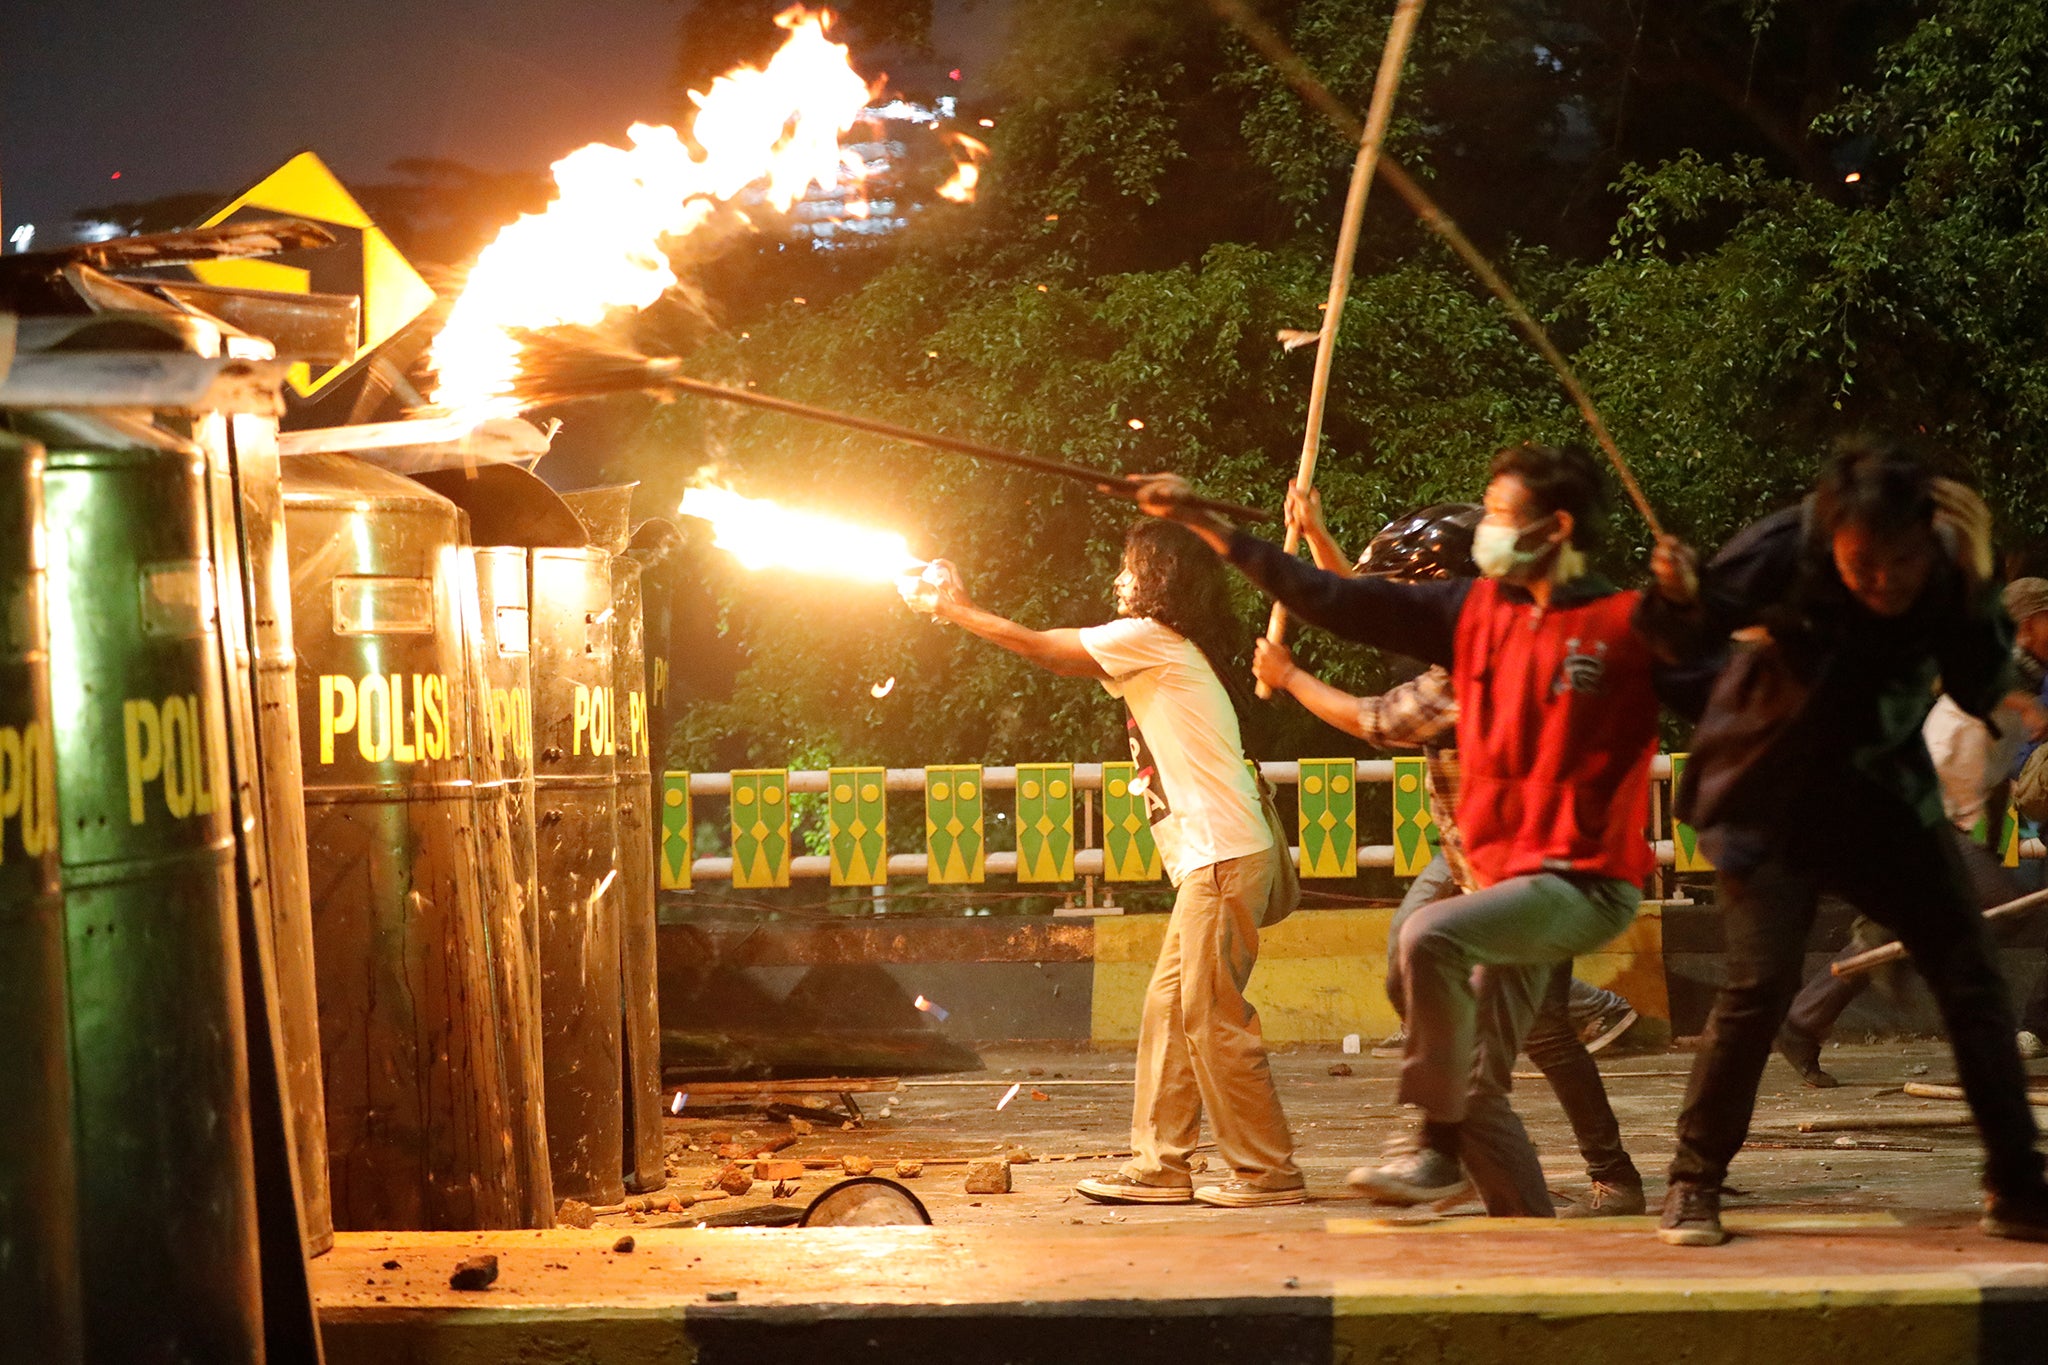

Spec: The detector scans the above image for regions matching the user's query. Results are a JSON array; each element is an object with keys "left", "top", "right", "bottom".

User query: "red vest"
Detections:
[{"left": 1451, "top": 578, "right": 1660, "bottom": 888}]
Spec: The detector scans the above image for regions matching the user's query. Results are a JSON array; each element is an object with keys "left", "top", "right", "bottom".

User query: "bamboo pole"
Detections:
[
  {"left": 1210, "top": 0, "right": 1664, "bottom": 540},
  {"left": 1257, "top": 0, "right": 1428, "bottom": 697},
  {"left": 647, "top": 362, "right": 1277, "bottom": 523}
]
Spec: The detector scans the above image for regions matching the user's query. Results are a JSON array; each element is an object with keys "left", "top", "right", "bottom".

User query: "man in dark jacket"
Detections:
[
  {"left": 1653, "top": 438, "right": 2048, "bottom": 1246},
  {"left": 1138, "top": 444, "right": 1696, "bottom": 1208}
]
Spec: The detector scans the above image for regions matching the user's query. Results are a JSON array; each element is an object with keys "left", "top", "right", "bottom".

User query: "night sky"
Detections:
[{"left": 0, "top": 0, "right": 1008, "bottom": 249}]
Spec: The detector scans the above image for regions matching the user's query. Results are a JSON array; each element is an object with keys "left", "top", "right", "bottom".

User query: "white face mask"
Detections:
[{"left": 1471, "top": 517, "right": 1551, "bottom": 579}]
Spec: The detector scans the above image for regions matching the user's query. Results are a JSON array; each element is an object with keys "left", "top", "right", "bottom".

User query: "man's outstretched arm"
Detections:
[
  {"left": 922, "top": 561, "right": 1109, "bottom": 680},
  {"left": 1136, "top": 474, "right": 1465, "bottom": 667}
]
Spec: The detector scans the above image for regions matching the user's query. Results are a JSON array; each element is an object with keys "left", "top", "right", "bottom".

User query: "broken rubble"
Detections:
[
  {"left": 965, "top": 1159, "right": 1012, "bottom": 1194},
  {"left": 449, "top": 1255, "right": 499, "bottom": 1291}
]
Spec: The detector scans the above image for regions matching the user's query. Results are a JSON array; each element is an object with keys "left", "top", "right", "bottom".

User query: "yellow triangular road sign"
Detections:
[{"left": 192, "top": 151, "right": 436, "bottom": 397}]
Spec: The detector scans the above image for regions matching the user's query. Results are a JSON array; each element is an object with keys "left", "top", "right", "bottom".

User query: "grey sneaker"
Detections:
[
  {"left": 1347, "top": 1148, "right": 1469, "bottom": 1206},
  {"left": 1075, "top": 1173, "right": 1194, "bottom": 1204},
  {"left": 1370, "top": 1029, "right": 1407, "bottom": 1060},
  {"left": 1657, "top": 1181, "right": 1728, "bottom": 1246},
  {"left": 1193, "top": 1177, "right": 1308, "bottom": 1208},
  {"left": 1557, "top": 1179, "right": 1647, "bottom": 1218},
  {"left": 2019, "top": 1031, "right": 2046, "bottom": 1061}
]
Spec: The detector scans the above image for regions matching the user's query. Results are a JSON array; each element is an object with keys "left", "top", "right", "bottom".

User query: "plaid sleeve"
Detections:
[{"left": 1353, "top": 666, "right": 1458, "bottom": 750}]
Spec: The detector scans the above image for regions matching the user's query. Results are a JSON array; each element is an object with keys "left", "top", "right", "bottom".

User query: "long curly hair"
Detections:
[{"left": 1120, "top": 520, "right": 1252, "bottom": 722}]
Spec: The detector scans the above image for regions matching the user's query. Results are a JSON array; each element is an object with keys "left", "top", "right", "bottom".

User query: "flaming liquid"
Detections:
[
  {"left": 679, "top": 485, "right": 924, "bottom": 582},
  {"left": 936, "top": 132, "right": 989, "bottom": 204}
]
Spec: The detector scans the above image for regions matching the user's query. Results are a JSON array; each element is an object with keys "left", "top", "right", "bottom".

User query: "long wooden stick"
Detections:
[
  {"left": 647, "top": 362, "right": 1269, "bottom": 523},
  {"left": 1210, "top": 0, "right": 1664, "bottom": 540},
  {"left": 1257, "top": 0, "right": 1427, "bottom": 698},
  {"left": 1830, "top": 886, "right": 2048, "bottom": 978}
]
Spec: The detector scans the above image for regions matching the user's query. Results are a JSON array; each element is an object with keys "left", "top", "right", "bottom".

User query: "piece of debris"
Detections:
[
  {"left": 1028, "top": 1067, "right": 1046, "bottom": 1078},
  {"left": 449, "top": 1255, "right": 499, "bottom": 1292},
  {"left": 666, "top": 1197, "right": 688, "bottom": 1213},
  {"left": 1006, "top": 1146, "right": 1035, "bottom": 1164},
  {"left": 613, "top": 1236, "right": 636, "bottom": 1253},
  {"left": 382, "top": 1259, "right": 400, "bottom": 1271},
  {"left": 1328, "top": 1063, "right": 1354, "bottom": 1077},
  {"left": 895, "top": 1160, "right": 923, "bottom": 1178},
  {"left": 706, "top": 1290, "right": 739, "bottom": 1303},
  {"left": 771, "top": 1179, "right": 799, "bottom": 1198},
  {"left": 966, "top": 1158, "right": 1013, "bottom": 1194},
  {"left": 1278, "top": 328, "right": 1321, "bottom": 352},
  {"left": 1341, "top": 1033, "right": 1361, "bottom": 1055},
  {"left": 557, "top": 1199, "right": 596, "bottom": 1229},
  {"left": 755, "top": 1159, "right": 806, "bottom": 1182},
  {"left": 788, "top": 1117, "right": 816, "bottom": 1137},
  {"left": 996, "top": 1083, "right": 1022, "bottom": 1110},
  {"left": 843, "top": 1155, "right": 875, "bottom": 1175},
  {"left": 714, "top": 1164, "right": 757, "bottom": 1197},
  {"left": 1031, "top": 1089, "right": 1051, "bottom": 1102}
]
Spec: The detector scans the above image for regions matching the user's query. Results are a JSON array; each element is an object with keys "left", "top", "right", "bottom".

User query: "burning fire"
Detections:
[
  {"left": 428, "top": 8, "right": 872, "bottom": 416},
  {"left": 679, "top": 485, "right": 924, "bottom": 581},
  {"left": 936, "top": 132, "right": 989, "bottom": 204}
]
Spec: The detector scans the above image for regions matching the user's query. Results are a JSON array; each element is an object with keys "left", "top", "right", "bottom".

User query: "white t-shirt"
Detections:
[
  {"left": 1077, "top": 616, "right": 1273, "bottom": 884},
  {"left": 1924, "top": 692, "right": 2025, "bottom": 832}
]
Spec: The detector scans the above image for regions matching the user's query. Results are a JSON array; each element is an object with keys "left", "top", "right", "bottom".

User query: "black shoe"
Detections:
[
  {"left": 1983, "top": 1184, "right": 2048, "bottom": 1242},
  {"left": 1580, "top": 1005, "right": 1640, "bottom": 1055},
  {"left": 1774, "top": 1028, "right": 1839, "bottom": 1089},
  {"left": 1657, "top": 1181, "right": 1728, "bottom": 1246}
]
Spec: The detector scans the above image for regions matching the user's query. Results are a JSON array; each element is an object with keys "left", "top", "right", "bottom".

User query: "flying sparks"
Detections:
[
  {"left": 679, "top": 485, "right": 925, "bottom": 581},
  {"left": 871, "top": 676, "right": 897, "bottom": 698},
  {"left": 427, "top": 8, "right": 872, "bottom": 417}
]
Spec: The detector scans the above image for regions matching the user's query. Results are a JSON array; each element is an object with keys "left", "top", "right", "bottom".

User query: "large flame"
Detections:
[
  {"left": 428, "top": 8, "right": 871, "bottom": 417},
  {"left": 680, "top": 485, "right": 924, "bottom": 581}
]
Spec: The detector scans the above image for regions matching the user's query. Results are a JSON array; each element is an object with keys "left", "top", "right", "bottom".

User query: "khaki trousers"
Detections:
[{"left": 1123, "top": 847, "right": 1301, "bottom": 1189}]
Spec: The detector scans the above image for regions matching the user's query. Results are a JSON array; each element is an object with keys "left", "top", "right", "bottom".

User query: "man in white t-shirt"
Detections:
[{"left": 903, "top": 520, "right": 1304, "bottom": 1206}]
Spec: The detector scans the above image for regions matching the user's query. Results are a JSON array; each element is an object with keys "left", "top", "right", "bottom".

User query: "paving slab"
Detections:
[{"left": 314, "top": 1041, "right": 2048, "bottom": 1364}]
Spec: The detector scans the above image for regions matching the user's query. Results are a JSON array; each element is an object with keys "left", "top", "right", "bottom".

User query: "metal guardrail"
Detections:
[{"left": 667, "top": 755, "right": 2048, "bottom": 892}]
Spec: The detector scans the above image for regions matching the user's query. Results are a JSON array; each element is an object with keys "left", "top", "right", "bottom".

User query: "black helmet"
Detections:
[{"left": 1356, "top": 503, "right": 1482, "bottom": 580}]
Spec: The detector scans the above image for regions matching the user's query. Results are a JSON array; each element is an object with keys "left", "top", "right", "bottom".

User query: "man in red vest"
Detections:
[{"left": 1140, "top": 444, "right": 1695, "bottom": 1204}]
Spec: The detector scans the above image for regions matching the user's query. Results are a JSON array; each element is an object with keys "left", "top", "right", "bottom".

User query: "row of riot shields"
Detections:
[
  {"left": 0, "top": 306, "right": 670, "bottom": 1365},
  {"left": 283, "top": 448, "right": 671, "bottom": 1223}
]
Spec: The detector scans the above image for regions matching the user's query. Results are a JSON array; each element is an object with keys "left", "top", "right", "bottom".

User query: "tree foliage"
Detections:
[{"left": 621, "top": 0, "right": 2048, "bottom": 780}]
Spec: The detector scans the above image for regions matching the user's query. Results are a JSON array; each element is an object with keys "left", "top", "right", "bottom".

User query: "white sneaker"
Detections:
[{"left": 2019, "top": 1031, "right": 2045, "bottom": 1060}]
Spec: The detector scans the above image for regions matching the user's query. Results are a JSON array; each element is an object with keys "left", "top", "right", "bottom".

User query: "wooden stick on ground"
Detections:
[
  {"left": 1256, "top": 0, "right": 1427, "bottom": 699},
  {"left": 1796, "top": 1112, "right": 1974, "bottom": 1132},
  {"left": 1209, "top": 0, "right": 1664, "bottom": 540},
  {"left": 1904, "top": 1081, "right": 2048, "bottom": 1107}
]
